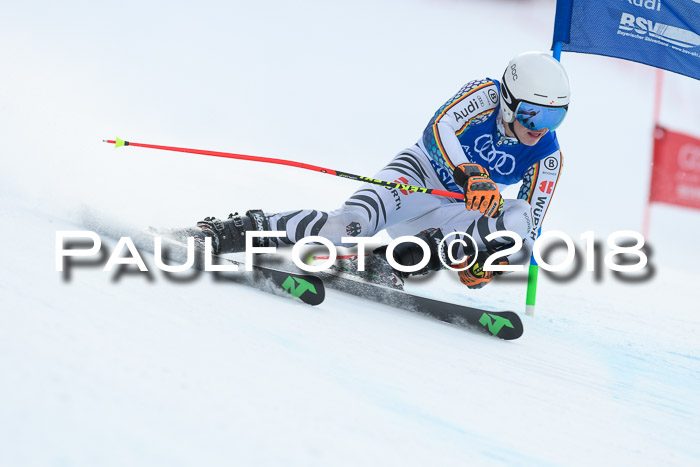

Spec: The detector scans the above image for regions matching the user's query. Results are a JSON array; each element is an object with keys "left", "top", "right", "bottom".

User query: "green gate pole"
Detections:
[
  {"left": 526, "top": 41, "right": 563, "bottom": 316},
  {"left": 525, "top": 228, "right": 541, "bottom": 317}
]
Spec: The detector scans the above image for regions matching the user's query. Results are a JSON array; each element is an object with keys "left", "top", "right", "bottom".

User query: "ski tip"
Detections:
[{"left": 525, "top": 305, "right": 535, "bottom": 317}]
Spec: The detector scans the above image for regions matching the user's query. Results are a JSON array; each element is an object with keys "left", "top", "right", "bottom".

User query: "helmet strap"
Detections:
[
  {"left": 500, "top": 116, "right": 522, "bottom": 144},
  {"left": 507, "top": 120, "right": 521, "bottom": 143}
]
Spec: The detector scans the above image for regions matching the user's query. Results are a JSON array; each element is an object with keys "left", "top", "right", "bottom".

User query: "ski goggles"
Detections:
[{"left": 515, "top": 102, "right": 568, "bottom": 132}]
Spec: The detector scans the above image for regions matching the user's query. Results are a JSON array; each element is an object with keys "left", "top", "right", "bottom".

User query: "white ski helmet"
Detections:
[{"left": 500, "top": 51, "right": 570, "bottom": 132}]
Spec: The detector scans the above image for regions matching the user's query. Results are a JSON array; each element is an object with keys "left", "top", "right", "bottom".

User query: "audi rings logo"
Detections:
[
  {"left": 679, "top": 144, "right": 700, "bottom": 172},
  {"left": 474, "top": 134, "right": 515, "bottom": 176}
]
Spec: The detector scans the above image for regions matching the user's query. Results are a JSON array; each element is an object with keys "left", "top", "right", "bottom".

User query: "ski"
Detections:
[
  {"left": 79, "top": 215, "right": 326, "bottom": 306},
  {"left": 265, "top": 255, "right": 523, "bottom": 340},
  {"left": 321, "top": 271, "right": 522, "bottom": 339},
  {"left": 148, "top": 231, "right": 325, "bottom": 306}
]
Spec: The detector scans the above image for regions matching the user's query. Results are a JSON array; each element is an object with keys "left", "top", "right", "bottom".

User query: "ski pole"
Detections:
[{"left": 103, "top": 137, "right": 465, "bottom": 201}]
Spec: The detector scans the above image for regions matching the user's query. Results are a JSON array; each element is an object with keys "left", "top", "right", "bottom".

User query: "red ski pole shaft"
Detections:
[{"left": 103, "top": 138, "right": 465, "bottom": 201}]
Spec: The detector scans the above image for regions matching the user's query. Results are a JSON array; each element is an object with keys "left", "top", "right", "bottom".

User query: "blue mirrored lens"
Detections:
[{"left": 516, "top": 103, "right": 567, "bottom": 131}]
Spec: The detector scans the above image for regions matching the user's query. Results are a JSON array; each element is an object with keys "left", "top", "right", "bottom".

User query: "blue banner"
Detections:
[{"left": 553, "top": 0, "right": 700, "bottom": 81}]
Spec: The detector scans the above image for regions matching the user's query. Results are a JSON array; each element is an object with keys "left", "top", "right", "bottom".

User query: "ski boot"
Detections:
[
  {"left": 193, "top": 210, "right": 271, "bottom": 254},
  {"left": 331, "top": 228, "right": 448, "bottom": 290},
  {"left": 332, "top": 251, "right": 406, "bottom": 290}
]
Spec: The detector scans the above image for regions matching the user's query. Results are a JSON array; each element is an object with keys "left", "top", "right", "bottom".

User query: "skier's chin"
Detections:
[{"left": 521, "top": 130, "right": 547, "bottom": 146}]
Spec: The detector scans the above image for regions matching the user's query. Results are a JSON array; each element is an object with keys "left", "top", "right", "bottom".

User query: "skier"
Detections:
[{"left": 193, "top": 51, "right": 570, "bottom": 290}]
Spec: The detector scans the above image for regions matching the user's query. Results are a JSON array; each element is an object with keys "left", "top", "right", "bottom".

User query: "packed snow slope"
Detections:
[{"left": 1, "top": 0, "right": 699, "bottom": 465}]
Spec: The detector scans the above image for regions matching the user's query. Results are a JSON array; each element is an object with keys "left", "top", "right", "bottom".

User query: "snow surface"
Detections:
[{"left": 1, "top": 0, "right": 699, "bottom": 465}]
